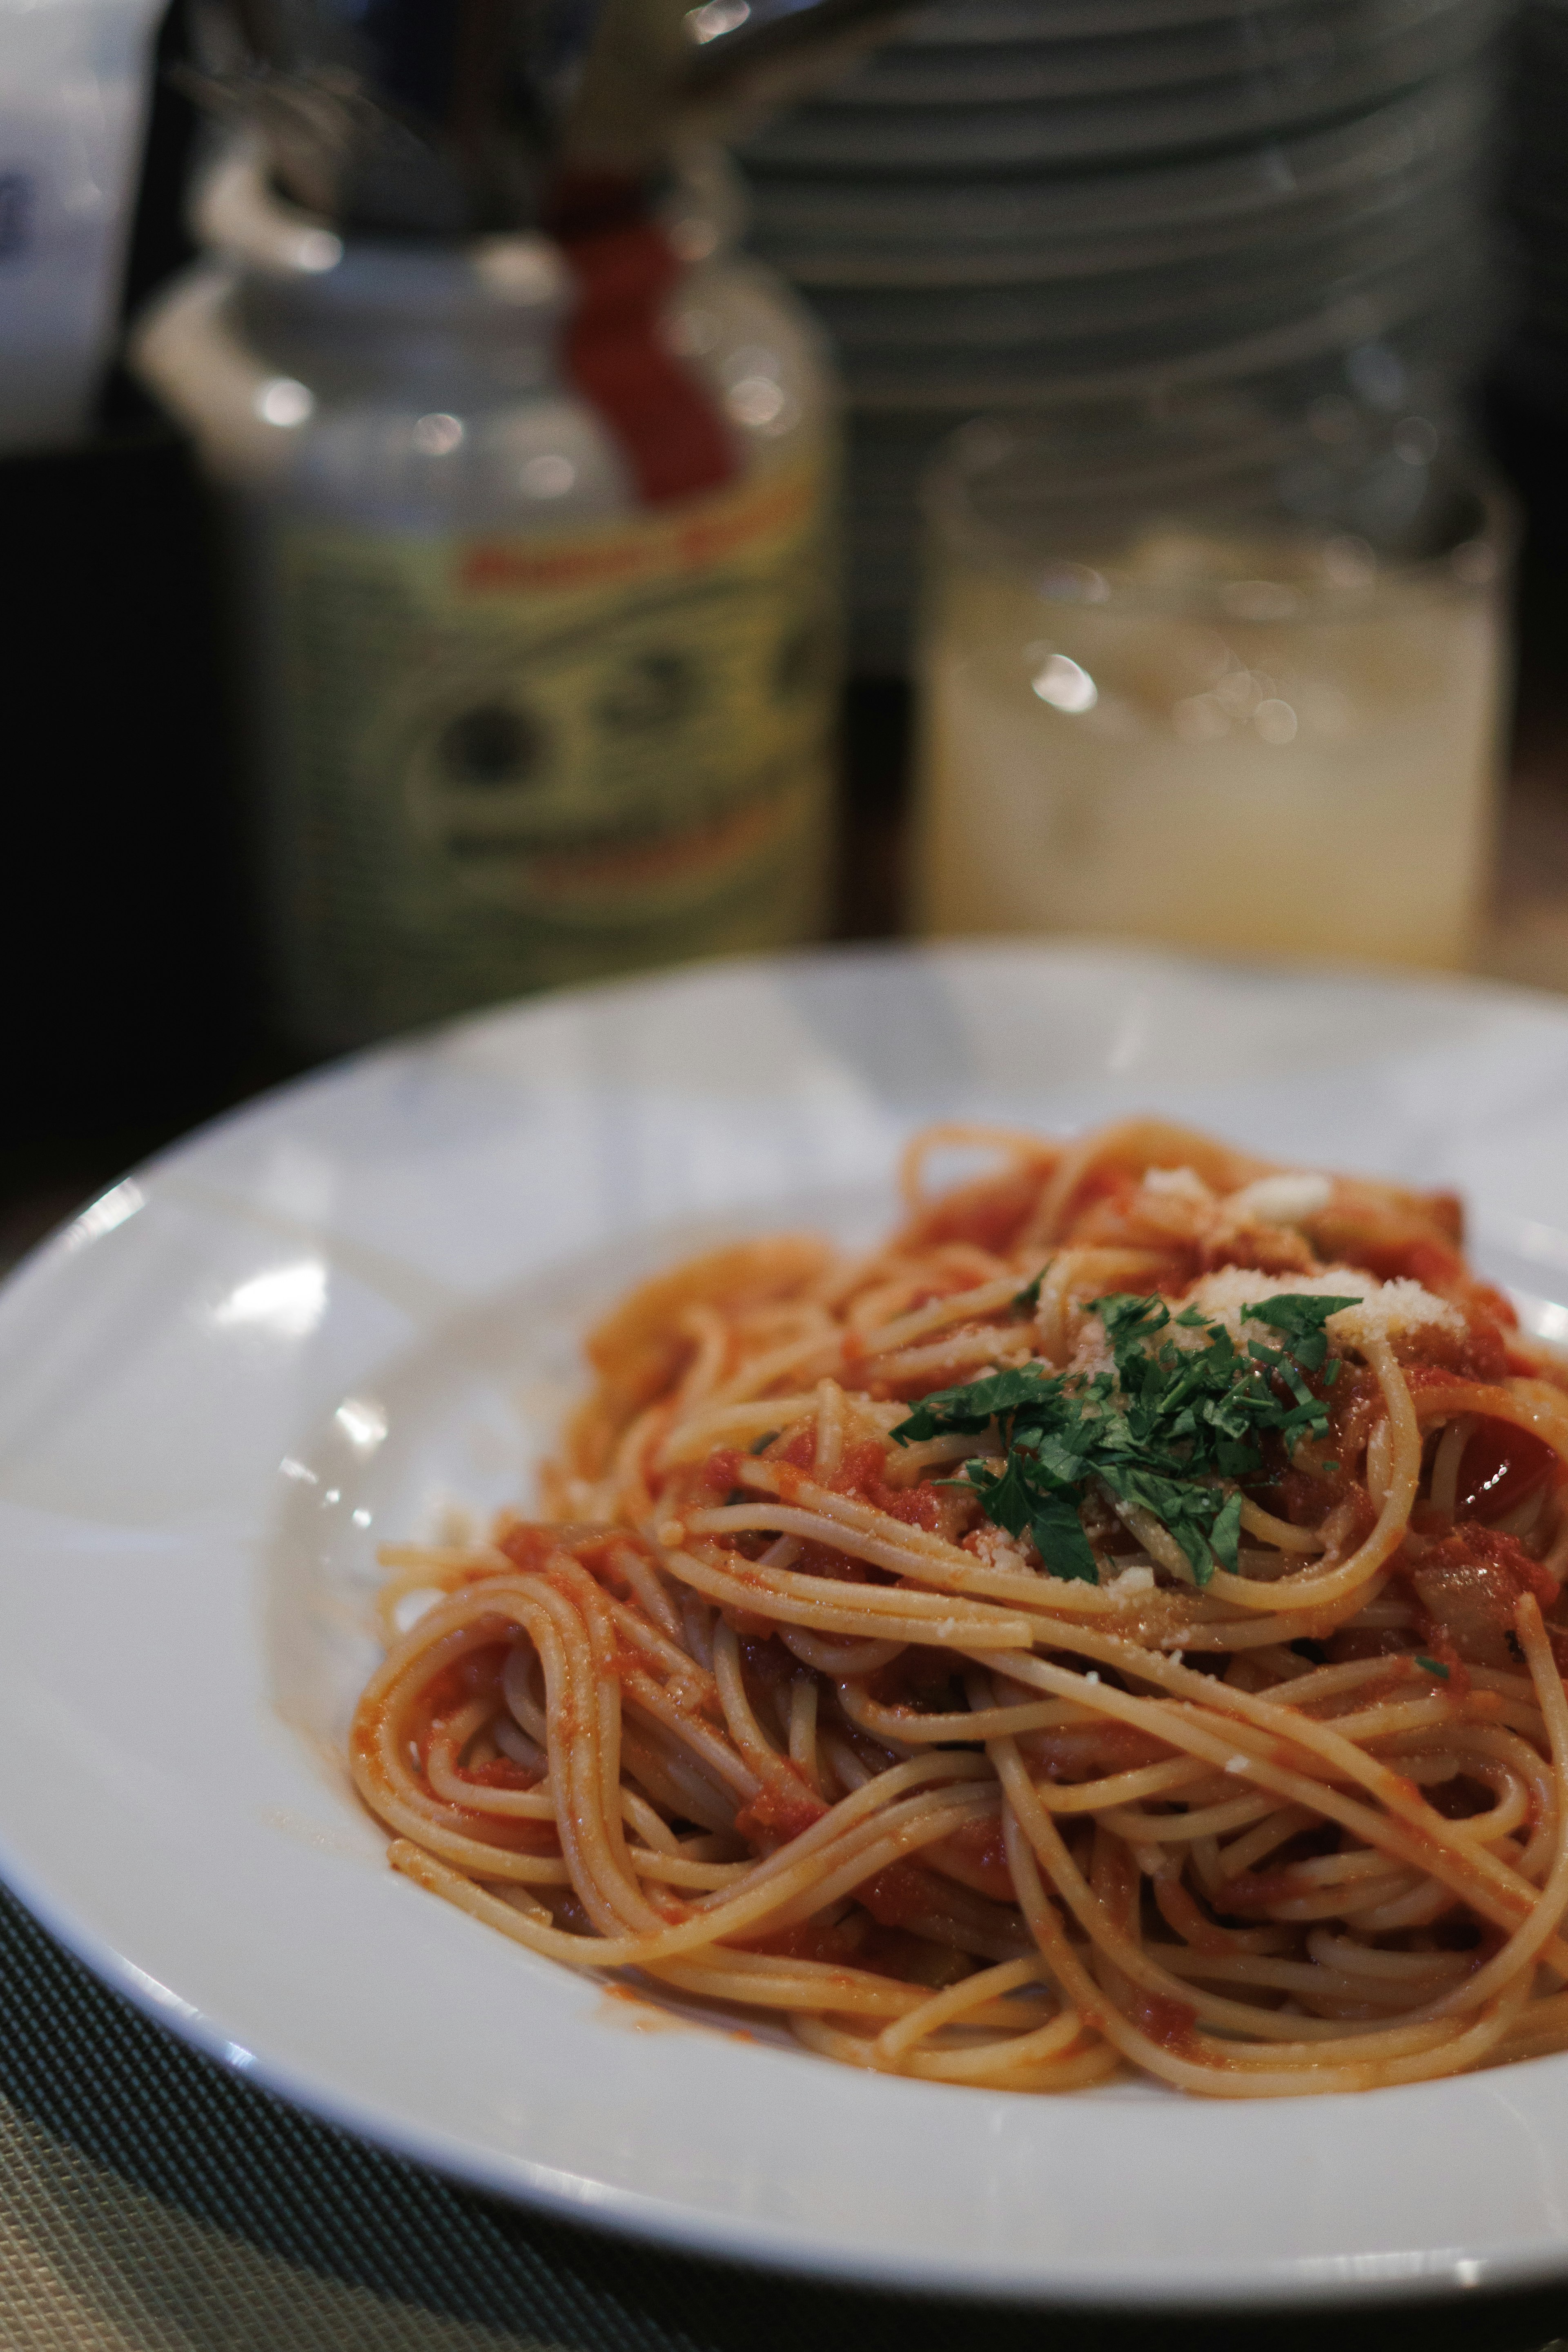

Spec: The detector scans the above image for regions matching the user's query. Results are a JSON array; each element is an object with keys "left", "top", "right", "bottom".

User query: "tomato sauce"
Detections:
[
  {"left": 1398, "top": 1321, "right": 1511, "bottom": 1383},
  {"left": 416, "top": 1638, "right": 511, "bottom": 1737},
  {"left": 1152, "top": 1873, "right": 1253, "bottom": 1956},
  {"left": 1212, "top": 1866, "right": 1316, "bottom": 1915},
  {"left": 1412, "top": 1521, "right": 1557, "bottom": 1608},
  {"left": 694, "top": 1445, "right": 753, "bottom": 1503},
  {"left": 737, "top": 1632, "right": 793, "bottom": 1686},
  {"left": 733, "top": 1775, "right": 829, "bottom": 1849},
  {"left": 497, "top": 1523, "right": 565, "bottom": 1573},
  {"left": 1457, "top": 1420, "right": 1558, "bottom": 1520},
  {"left": 1273, "top": 1464, "right": 1378, "bottom": 1546},
  {"left": 866, "top": 1645, "right": 962, "bottom": 1711},
  {"left": 704, "top": 1432, "right": 969, "bottom": 1559},
  {"left": 855, "top": 1858, "right": 946, "bottom": 1930},
  {"left": 1127, "top": 1986, "right": 1199, "bottom": 2053},
  {"left": 607, "top": 1637, "right": 651, "bottom": 1684},
  {"left": 931, "top": 1816, "right": 1016, "bottom": 1902},
  {"left": 734, "top": 1913, "right": 972, "bottom": 1987},
  {"left": 1362, "top": 1234, "right": 1466, "bottom": 1290},
  {"left": 805, "top": 1438, "right": 971, "bottom": 1542},
  {"left": 457, "top": 1755, "right": 538, "bottom": 1791}
]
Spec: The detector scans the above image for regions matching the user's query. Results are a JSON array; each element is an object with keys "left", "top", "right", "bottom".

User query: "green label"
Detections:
[{"left": 265, "top": 453, "right": 838, "bottom": 1046}]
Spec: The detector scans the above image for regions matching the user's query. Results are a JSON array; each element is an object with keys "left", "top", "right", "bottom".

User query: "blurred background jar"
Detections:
[
  {"left": 132, "top": 1, "right": 843, "bottom": 1054},
  {"left": 911, "top": 407, "right": 1513, "bottom": 970}
]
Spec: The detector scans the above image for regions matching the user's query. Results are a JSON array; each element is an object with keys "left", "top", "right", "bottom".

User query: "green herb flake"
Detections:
[
  {"left": 1414, "top": 1654, "right": 1452, "bottom": 1681},
  {"left": 1209, "top": 1489, "right": 1245, "bottom": 1574},
  {"left": 1013, "top": 1264, "right": 1051, "bottom": 1315},
  {"left": 891, "top": 1365, "right": 1057, "bottom": 1445},
  {"left": 1242, "top": 1293, "right": 1359, "bottom": 1374},
  {"left": 748, "top": 1429, "right": 782, "bottom": 1456}
]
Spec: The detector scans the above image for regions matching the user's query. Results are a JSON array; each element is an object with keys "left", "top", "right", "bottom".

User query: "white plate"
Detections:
[{"left": 8, "top": 942, "right": 1568, "bottom": 2309}]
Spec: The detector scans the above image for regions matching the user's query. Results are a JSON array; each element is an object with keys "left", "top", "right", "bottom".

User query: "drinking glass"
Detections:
[{"left": 911, "top": 407, "right": 1512, "bottom": 969}]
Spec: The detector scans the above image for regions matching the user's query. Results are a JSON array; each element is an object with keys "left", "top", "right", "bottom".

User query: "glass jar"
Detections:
[
  {"left": 133, "top": 143, "right": 840, "bottom": 1051},
  {"left": 910, "top": 407, "right": 1512, "bottom": 972}
]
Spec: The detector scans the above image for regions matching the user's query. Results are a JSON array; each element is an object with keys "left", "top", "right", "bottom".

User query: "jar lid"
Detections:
[{"left": 192, "top": 136, "right": 572, "bottom": 316}]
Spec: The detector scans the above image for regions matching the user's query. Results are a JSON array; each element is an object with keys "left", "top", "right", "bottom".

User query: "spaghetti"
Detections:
[{"left": 352, "top": 1118, "right": 1568, "bottom": 2096}]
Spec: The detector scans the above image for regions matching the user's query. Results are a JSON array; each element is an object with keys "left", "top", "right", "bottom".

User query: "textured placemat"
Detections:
[{"left": 6, "top": 1881, "right": 1568, "bottom": 2352}]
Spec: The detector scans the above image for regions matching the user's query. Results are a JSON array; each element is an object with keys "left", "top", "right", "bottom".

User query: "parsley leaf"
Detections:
[
  {"left": 964, "top": 1456, "right": 1100, "bottom": 1583},
  {"left": 891, "top": 1365, "right": 1057, "bottom": 1443},
  {"left": 1414, "top": 1654, "right": 1451, "bottom": 1680},
  {"left": 1013, "top": 1264, "right": 1051, "bottom": 1314},
  {"left": 1209, "top": 1489, "right": 1245, "bottom": 1572},
  {"left": 1242, "top": 1294, "right": 1359, "bottom": 1374},
  {"left": 1026, "top": 1490, "right": 1102, "bottom": 1584}
]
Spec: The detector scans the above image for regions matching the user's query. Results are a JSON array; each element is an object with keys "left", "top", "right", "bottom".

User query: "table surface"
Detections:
[
  {"left": 9, "top": 1868, "right": 1568, "bottom": 2352},
  {"left": 9, "top": 659, "right": 1568, "bottom": 2351}
]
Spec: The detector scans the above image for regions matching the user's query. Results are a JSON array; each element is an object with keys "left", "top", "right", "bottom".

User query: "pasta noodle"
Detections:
[{"left": 352, "top": 1119, "right": 1568, "bottom": 2097}]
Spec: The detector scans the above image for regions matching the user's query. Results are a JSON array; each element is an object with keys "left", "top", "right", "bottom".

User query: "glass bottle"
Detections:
[{"left": 133, "top": 140, "right": 840, "bottom": 1051}]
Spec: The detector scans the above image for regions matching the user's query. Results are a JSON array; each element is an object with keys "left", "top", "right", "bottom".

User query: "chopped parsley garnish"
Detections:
[
  {"left": 891, "top": 1290, "right": 1356, "bottom": 1590},
  {"left": 1414, "top": 1654, "right": 1451, "bottom": 1680},
  {"left": 1013, "top": 1265, "right": 1051, "bottom": 1315}
]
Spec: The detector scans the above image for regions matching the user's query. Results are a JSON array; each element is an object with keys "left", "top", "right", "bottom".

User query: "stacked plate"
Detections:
[
  {"left": 1504, "top": 0, "right": 1568, "bottom": 425},
  {"left": 733, "top": 0, "right": 1512, "bottom": 668}
]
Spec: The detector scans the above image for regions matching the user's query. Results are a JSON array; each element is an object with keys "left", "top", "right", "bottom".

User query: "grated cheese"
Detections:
[
  {"left": 1172, "top": 1265, "right": 1462, "bottom": 1350},
  {"left": 968, "top": 1524, "right": 1037, "bottom": 1576},
  {"left": 1105, "top": 1564, "right": 1156, "bottom": 1597}
]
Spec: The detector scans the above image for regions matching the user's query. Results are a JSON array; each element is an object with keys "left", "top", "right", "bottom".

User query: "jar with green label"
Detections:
[{"left": 134, "top": 141, "right": 840, "bottom": 1052}]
